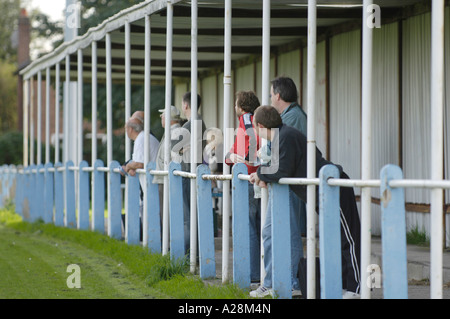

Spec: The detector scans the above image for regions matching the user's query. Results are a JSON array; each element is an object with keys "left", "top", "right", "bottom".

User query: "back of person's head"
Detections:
[
  {"left": 126, "top": 117, "right": 144, "bottom": 133},
  {"left": 254, "top": 105, "right": 283, "bottom": 129},
  {"left": 183, "top": 92, "right": 202, "bottom": 110},
  {"left": 271, "top": 76, "right": 298, "bottom": 103},
  {"left": 236, "top": 91, "right": 260, "bottom": 114}
]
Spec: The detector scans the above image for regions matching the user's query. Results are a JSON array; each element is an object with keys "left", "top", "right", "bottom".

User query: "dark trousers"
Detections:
[{"left": 339, "top": 173, "right": 361, "bottom": 294}]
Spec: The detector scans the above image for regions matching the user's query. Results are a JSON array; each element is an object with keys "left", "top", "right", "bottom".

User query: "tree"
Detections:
[
  {"left": 80, "top": 0, "right": 146, "bottom": 34},
  {"left": 0, "top": 0, "right": 21, "bottom": 62}
]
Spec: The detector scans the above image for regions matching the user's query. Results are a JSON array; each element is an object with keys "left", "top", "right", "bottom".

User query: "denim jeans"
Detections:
[
  {"left": 262, "top": 188, "right": 304, "bottom": 290},
  {"left": 248, "top": 183, "right": 261, "bottom": 282}
]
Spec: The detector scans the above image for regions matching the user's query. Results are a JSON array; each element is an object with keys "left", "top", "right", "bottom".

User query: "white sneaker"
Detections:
[
  {"left": 250, "top": 286, "right": 274, "bottom": 298},
  {"left": 342, "top": 291, "right": 360, "bottom": 299}
]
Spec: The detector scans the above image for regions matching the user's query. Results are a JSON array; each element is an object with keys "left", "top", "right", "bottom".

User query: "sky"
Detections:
[{"left": 29, "top": 0, "right": 66, "bottom": 21}]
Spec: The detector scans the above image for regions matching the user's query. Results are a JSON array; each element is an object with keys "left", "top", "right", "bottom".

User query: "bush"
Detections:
[{"left": 0, "top": 131, "right": 23, "bottom": 165}]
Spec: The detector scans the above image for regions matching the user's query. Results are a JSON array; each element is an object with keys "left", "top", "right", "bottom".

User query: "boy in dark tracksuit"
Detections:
[{"left": 249, "top": 106, "right": 361, "bottom": 298}]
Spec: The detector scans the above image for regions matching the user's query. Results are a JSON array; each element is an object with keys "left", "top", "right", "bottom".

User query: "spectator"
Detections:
[
  {"left": 249, "top": 106, "right": 361, "bottom": 299},
  {"left": 178, "top": 92, "right": 207, "bottom": 253},
  {"left": 270, "top": 76, "right": 308, "bottom": 289},
  {"left": 225, "top": 90, "right": 261, "bottom": 283}
]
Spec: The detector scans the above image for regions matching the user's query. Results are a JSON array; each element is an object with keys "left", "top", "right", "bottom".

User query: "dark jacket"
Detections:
[{"left": 257, "top": 124, "right": 343, "bottom": 203}]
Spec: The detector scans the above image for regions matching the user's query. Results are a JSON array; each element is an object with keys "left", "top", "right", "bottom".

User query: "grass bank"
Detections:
[{"left": 0, "top": 206, "right": 249, "bottom": 299}]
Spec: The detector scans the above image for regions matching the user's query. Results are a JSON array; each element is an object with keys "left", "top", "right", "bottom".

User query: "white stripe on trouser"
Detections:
[{"left": 340, "top": 208, "right": 361, "bottom": 294}]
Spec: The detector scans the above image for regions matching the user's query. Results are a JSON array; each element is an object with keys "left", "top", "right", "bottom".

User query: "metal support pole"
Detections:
[
  {"left": 430, "top": 0, "right": 445, "bottom": 300},
  {"left": 260, "top": 0, "right": 271, "bottom": 285},
  {"left": 222, "top": 0, "right": 232, "bottom": 283},
  {"left": 23, "top": 79, "right": 29, "bottom": 167},
  {"left": 361, "top": 0, "right": 374, "bottom": 299},
  {"left": 37, "top": 71, "right": 42, "bottom": 165},
  {"left": 306, "top": 0, "right": 317, "bottom": 299},
  {"left": 106, "top": 33, "right": 113, "bottom": 166},
  {"left": 45, "top": 68, "right": 51, "bottom": 164},
  {"left": 77, "top": 49, "right": 83, "bottom": 166},
  {"left": 55, "top": 63, "right": 60, "bottom": 164},
  {"left": 190, "top": 0, "right": 199, "bottom": 274},
  {"left": 91, "top": 42, "right": 97, "bottom": 164},
  {"left": 163, "top": 3, "right": 173, "bottom": 256},
  {"left": 64, "top": 55, "right": 70, "bottom": 163}
]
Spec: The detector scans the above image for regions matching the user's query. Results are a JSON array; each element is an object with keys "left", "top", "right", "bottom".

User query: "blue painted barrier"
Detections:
[
  {"left": 54, "top": 162, "right": 64, "bottom": 227},
  {"left": 92, "top": 159, "right": 105, "bottom": 234},
  {"left": 43, "top": 162, "right": 54, "bottom": 224},
  {"left": 319, "top": 164, "right": 343, "bottom": 299},
  {"left": 36, "top": 164, "right": 45, "bottom": 222},
  {"left": 146, "top": 162, "right": 161, "bottom": 253},
  {"left": 270, "top": 182, "right": 292, "bottom": 299},
  {"left": 380, "top": 164, "right": 408, "bottom": 299},
  {"left": 65, "top": 161, "right": 76, "bottom": 228},
  {"left": 126, "top": 172, "right": 141, "bottom": 245},
  {"left": 108, "top": 161, "right": 122, "bottom": 240},
  {"left": 78, "top": 161, "right": 90, "bottom": 230},
  {"left": 231, "top": 163, "right": 251, "bottom": 289},
  {"left": 196, "top": 164, "right": 216, "bottom": 279},
  {"left": 169, "top": 162, "right": 186, "bottom": 260},
  {"left": 15, "top": 168, "right": 24, "bottom": 217}
]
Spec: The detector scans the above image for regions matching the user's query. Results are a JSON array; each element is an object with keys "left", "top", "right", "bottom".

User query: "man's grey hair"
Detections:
[{"left": 126, "top": 119, "right": 144, "bottom": 133}]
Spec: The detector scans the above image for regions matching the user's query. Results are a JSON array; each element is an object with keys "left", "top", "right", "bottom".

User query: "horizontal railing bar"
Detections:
[
  {"left": 173, "top": 170, "right": 197, "bottom": 179},
  {"left": 82, "top": 167, "right": 94, "bottom": 172},
  {"left": 238, "top": 174, "right": 251, "bottom": 181},
  {"left": 149, "top": 170, "right": 168, "bottom": 176},
  {"left": 202, "top": 174, "right": 232, "bottom": 181},
  {"left": 327, "top": 179, "right": 381, "bottom": 188},
  {"left": 96, "top": 167, "right": 110, "bottom": 172},
  {"left": 278, "top": 177, "right": 320, "bottom": 186},
  {"left": 389, "top": 179, "right": 450, "bottom": 189}
]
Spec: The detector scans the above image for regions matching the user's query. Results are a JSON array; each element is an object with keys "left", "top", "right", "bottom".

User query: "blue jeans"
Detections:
[
  {"left": 262, "top": 188, "right": 304, "bottom": 290},
  {"left": 248, "top": 183, "right": 261, "bottom": 282}
]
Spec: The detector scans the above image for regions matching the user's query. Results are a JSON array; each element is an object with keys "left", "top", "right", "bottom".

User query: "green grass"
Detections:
[
  {"left": 406, "top": 226, "right": 430, "bottom": 247},
  {"left": 0, "top": 205, "right": 249, "bottom": 299}
]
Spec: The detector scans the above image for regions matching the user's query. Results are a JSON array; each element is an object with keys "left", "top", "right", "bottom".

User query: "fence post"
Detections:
[
  {"left": 146, "top": 162, "right": 161, "bottom": 253},
  {"left": 270, "top": 182, "right": 292, "bottom": 299},
  {"left": 319, "top": 164, "right": 342, "bottom": 299},
  {"left": 196, "top": 164, "right": 216, "bottom": 279},
  {"left": 23, "top": 165, "right": 33, "bottom": 222},
  {"left": 232, "top": 163, "right": 251, "bottom": 289},
  {"left": 0, "top": 166, "right": 4, "bottom": 208},
  {"left": 380, "top": 164, "right": 408, "bottom": 299},
  {"left": 169, "top": 161, "right": 185, "bottom": 260},
  {"left": 126, "top": 172, "right": 140, "bottom": 246},
  {"left": 109, "top": 161, "right": 122, "bottom": 240},
  {"left": 54, "top": 162, "right": 64, "bottom": 227},
  {"left": 15, "top": 169, "right": 24, "bottom": 217},
  {"left": 36, "top": 164, "right": 45, "bottom": 222},
  {"left": 92, "top": 159, "right": 105, "bottom": 233},
  {"left": 78, "top": 161, "right": 90, "bottom": 230},
  {"left": 65, "top": 161, "right": 76, "bottom": 228},
  {"left": 43, "top": 162, "right": 54, "bottom": 224}
]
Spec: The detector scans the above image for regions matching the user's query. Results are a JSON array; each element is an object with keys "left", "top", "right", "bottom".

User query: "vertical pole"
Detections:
[
  {"left": 270, "top": 183, "right": 292, "bottom": 299},
  {"left": 222, "top": 0, "right": 232, "bottom": 283},
  {"left": 190, "top": 0, "right": 199, "bottom": 276},
  {"left": 45, "top": 68, "right": 51, "bottom": 164},
  {"left": 30, "top": 76, "right": 34, "bottom": 166},
  {"left": 91, "top": 42, "right": 98, "bottom": 165},
  {"left": 306, "top": 0, "right": 318, "bottom": 299},
  {"left": 143, "top": 14, "right": 152, "bottom": 247},
  {"left": 361, "top": 0, "right": 374, "bottom": 299},
  {"left": 106, "top": 33, "right": 113, "bottom": 166},
  {"left": 77, "top": 49, "right": 83, "bottom": 166},
  {"left": 64, "top": 55, "right": 70, "bottom": 164},
  {"left": 261, "top": 0, "right": 271, "bottom": 284},
  {"left": 23, "top": 80, "right": 29, "bottom": 167},
  {"left": 37, "top": 71, "right": 42, "bottom": 165},
  {"left": 196, "top": 165, "right": 216, "bottom": 279},
  {"left": 430, "top": 0, "right": 445, "bottom": 300},
  {"left": 163, "top": 3, "right": 173, "bottom": 256},
  {"left": 380, "top": 165, "right": 408, "bottom": 299},
  {"left": 169, "top": 162, "right": 185, "bottom": 260},
  {"left": 232, "top": 164, "right": 251, "bottom": 289},
  {"left": 55, "top": 63, "right": 60, "bottom": 164},
  {"left": 125, "top": 22, "right": 132, "bottom": 163},
  {"left": 319, "top": 165, "right": 342, "bottom": 299},
  {"left": 92, "top": 159, "right": 105, "bottom": 234}
]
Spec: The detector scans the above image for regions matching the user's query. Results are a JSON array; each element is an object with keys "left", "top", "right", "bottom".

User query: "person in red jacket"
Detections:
[{"left": 225, "top": 90, "right": 261, "bottom": 283}]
